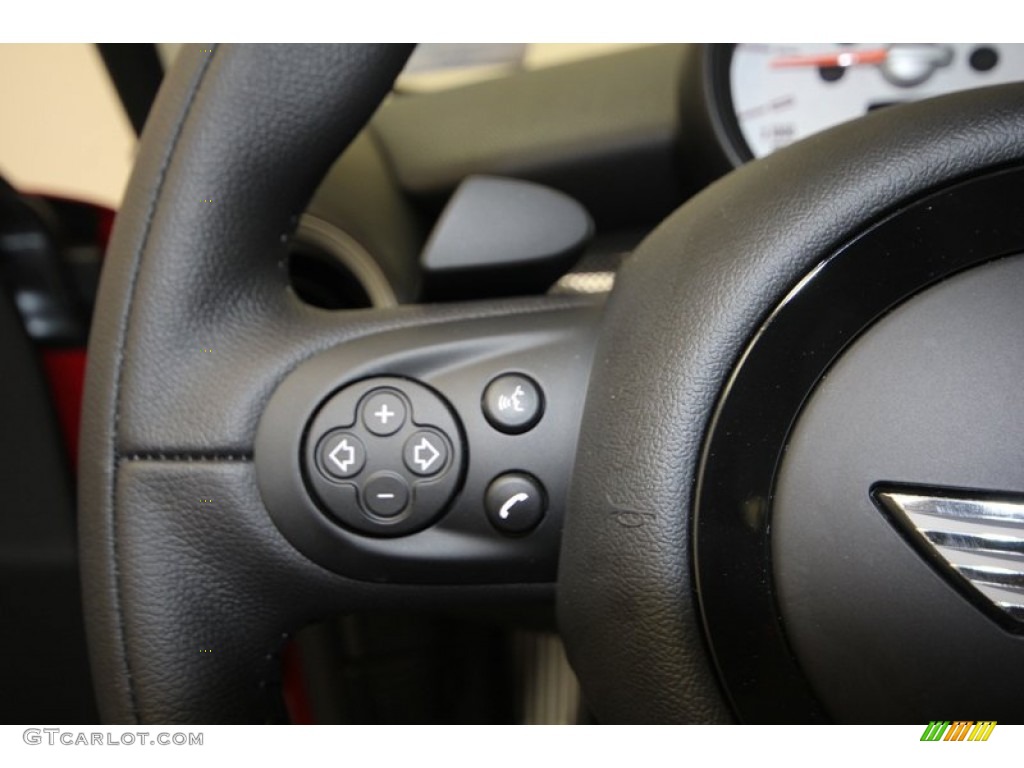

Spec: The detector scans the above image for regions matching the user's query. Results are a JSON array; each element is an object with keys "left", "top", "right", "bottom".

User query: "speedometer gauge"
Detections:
[{"left": 721, "top": 44, "right": 1024, "bottom": 160}]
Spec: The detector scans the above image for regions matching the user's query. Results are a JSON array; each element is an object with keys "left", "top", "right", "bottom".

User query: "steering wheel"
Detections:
[{"left": 80, "top": 44, "right": 1024, "bottom": 723}]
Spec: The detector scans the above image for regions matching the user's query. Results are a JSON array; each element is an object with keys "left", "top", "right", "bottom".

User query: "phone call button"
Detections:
[{"left": 485, "top": 472, "right": 546, "bottom": 535}]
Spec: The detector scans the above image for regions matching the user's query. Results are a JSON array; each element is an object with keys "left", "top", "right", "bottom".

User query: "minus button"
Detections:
[{"left": 362, "top": 473, "right": 410, "bottom": 518}]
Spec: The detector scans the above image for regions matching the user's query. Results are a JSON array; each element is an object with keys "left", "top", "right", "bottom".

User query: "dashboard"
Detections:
[{"left": 309, "top": 44, "right": 1024, "bottom": 314}]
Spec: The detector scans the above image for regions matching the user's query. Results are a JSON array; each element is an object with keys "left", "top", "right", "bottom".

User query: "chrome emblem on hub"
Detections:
[{"left": 874, "top": 487, "right": 1024, "bottom": 624}]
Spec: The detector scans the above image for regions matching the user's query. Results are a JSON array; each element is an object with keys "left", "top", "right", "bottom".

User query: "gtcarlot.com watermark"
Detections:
[{"left": 23, "top": 728, "right": 203, "bottom": 747}]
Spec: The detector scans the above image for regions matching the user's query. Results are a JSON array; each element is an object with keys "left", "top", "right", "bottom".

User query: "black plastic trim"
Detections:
[
  {"left": 695, "top": 165, "right": 1024, "bottom": 723},
  {"left": 676, "top": 45, "right": 741, "bottom": 196},
  {"left": 702, "top": 44, "right": 752, "bottom": 166},
  {"left": 97, "top": 44, "right": 164, "bottom": 137}
]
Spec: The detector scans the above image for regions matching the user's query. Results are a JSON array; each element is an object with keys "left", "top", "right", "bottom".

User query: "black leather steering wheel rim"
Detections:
[
  {"left": 559, "top": 83, "right": 1024, "bottom": 723},
  {"left": 80, "top": 43, "right": 417, "bottom": 723},
  {"left": 81, "top": 44, "right": 1024, "bottom": 724}
]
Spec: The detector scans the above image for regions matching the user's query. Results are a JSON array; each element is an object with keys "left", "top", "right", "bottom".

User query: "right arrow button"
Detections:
[{"left": 403, "top": 430, "right": 449, "bottom": 477}]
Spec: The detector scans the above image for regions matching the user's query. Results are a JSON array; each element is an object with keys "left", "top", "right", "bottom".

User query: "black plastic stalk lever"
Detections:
[{"left": 420, "top": 175, "right": 593, "bottom": 301}]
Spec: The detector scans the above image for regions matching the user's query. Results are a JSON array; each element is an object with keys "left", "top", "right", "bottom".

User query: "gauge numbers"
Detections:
[{"left": 730, "top": 44, "right": 1024, "bottom": 159}]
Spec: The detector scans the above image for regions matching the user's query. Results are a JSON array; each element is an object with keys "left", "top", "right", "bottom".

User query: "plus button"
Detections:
[
  {"left": 374, "top": 404, "right": 395, "bottom": 425},
  {"left": 362, "top": 391, "right": 406, "bottom": 436}
]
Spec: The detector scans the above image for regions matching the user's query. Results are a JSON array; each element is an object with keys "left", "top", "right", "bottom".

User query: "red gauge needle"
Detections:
[{"left": 771, "top": 48, "right": 889, "bottom": 69}]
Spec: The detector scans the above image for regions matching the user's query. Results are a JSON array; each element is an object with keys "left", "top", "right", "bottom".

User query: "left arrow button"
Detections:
[{"left": 317, "top": 432, "right": 366, "bottom": 479}]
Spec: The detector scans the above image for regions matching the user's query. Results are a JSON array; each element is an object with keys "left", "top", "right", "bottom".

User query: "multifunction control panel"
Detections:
[
  {"left": 305, "top": 378, "right": 464, "bottom": 537},
  {"left": 254, "top": 303, "right": 600, "bottom": 584},
  {"left": 305, "top": 376, "right": 550, "bottom": 538}
]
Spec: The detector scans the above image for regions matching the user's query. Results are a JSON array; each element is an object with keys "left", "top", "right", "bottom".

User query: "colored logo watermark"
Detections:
[{"left": 920, "top": 721, "right": 996, "bottom": 741}]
